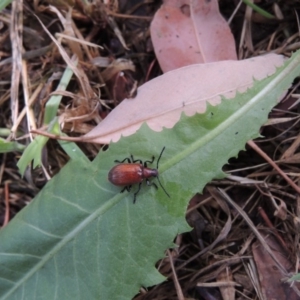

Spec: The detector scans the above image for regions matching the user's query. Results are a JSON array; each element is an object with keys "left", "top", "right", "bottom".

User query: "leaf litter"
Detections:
[{"left": 1, "top": 0, "right": 300, "bottom": 299}]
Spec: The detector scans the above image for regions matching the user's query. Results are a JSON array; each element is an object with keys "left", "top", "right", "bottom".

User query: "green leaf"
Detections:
[
  {"left": 16, "top": 135, "right": 48, "bottom": 172},
  {"left": 0, "top": 0, "right": 12, "bottom": 12},
  {"left": 1, "top": 51, "right": 300, "bottom": 299},
  {"left": 17, "top": 119, "right": 87, "bottom": 175},
  {"left": 17, "top": 119, "right": 58, "bottom": 174},
  {"left": 0, "top": 138, "right": 25, "bottom": 153}
]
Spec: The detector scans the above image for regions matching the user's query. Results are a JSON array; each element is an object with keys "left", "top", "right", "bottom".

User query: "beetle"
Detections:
[{"left": 108, "top": 147, "right": 170, "bottom": 203}]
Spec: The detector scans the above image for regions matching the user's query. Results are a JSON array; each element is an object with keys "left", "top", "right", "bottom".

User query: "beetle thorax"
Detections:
[{"left": 142, "top": 167, "right": 158, "bottom": 178}]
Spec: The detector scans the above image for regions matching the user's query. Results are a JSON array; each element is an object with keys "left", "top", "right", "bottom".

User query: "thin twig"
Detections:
[
  {"left": 247, "top": 140, "right": 300, "bottom": 194},
  {"left": 167, "top": 249, "right": 185, "bottom": 300}
]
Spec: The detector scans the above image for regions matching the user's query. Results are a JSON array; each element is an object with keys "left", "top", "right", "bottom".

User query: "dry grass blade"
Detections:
[
  {"left": 167, "top": 249, "right": 184, "bottom": 300},
  {"left": 34, "top": 13, "right": 94, "bottom": 101},
  {"left": 10, "top": 0, "right": 23, "bottom": 136}
]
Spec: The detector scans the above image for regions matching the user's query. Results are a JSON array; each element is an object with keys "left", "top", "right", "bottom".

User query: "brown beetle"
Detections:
[{"left": 108, "top": 147, "right": 170, "bottom": 203}]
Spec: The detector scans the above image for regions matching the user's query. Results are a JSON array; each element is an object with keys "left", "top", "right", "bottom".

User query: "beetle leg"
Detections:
[
  {"left": 115, "top": 157, "right": 131, "bottom": 163},
  {"left": 131, "top": 154, "right": 143, "bottom": 164},
  {"left": 121, "top": 185, "right": 131, "bottom": 193},
  {"left": 132, "top": 159, "right": 143, "bottom": 164},
  {"left": 143, "top": 156, "right": 155, "bottom": 167},
  {"left": 146, "top": 179, "right": 158, "bottom": 189},
  {"left": 133, "top": 182, "right": 142, "bottom": 204}
]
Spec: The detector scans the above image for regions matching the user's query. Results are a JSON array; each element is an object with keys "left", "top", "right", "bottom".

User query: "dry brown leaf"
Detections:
[
  {"left": 216, "top": 268, "right": 235, "bottom": 300},
  {"left": 84, "top": 54, "right": 285, "bottom": 144},
  {"left": 252, "top": 234, "right": 300, "bottom": 299},
  {"left": 150, "top": 0, "right": 237, "bottom": 72}
]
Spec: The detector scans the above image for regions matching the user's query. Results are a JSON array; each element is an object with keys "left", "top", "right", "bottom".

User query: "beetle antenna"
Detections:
[
  {"left": 156, "top": 176, "right": 170, "bottom": 198},
  {"left": 155, "top": 147, "right": 170, "bottom": 198},
  {"left": 156, "top": 146, "right": 166, "bottom": 169}
]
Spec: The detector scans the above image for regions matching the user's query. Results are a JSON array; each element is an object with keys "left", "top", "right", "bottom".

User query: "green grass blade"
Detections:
[
  {"left": 242, "top": 0, "right": 275, "bottom": 19},
  {"left": 0, "top": 138, "right": 25, "bottom": 153}
]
